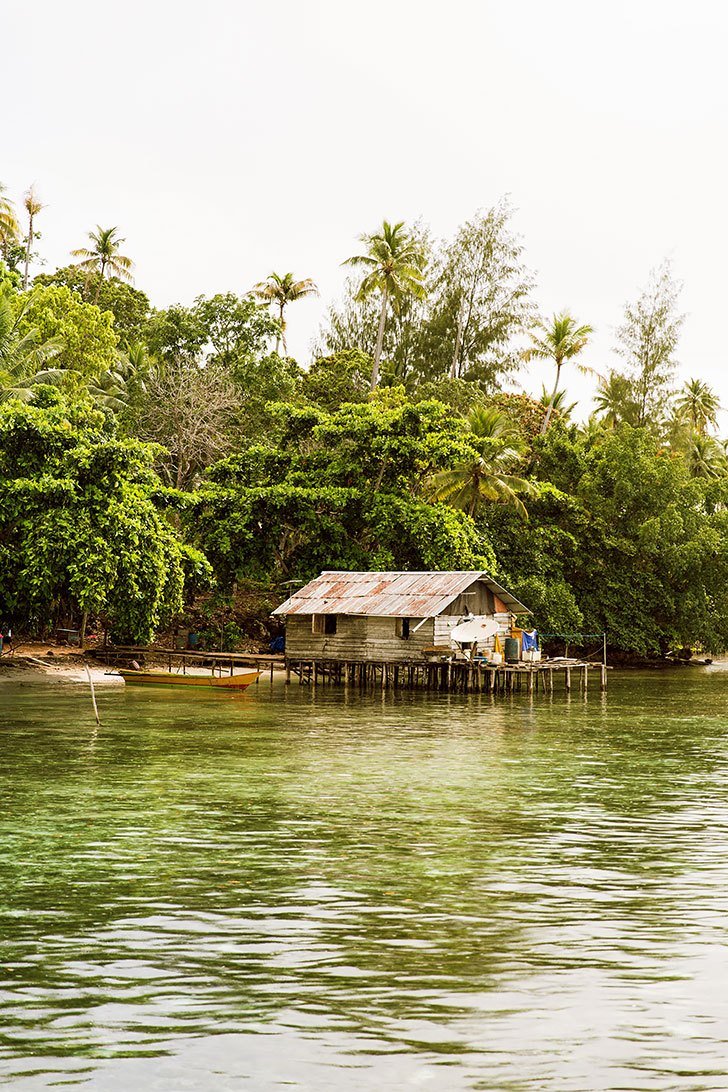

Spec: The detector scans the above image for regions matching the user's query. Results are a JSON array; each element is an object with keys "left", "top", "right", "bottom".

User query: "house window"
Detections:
[
  {"left": 395, "top": 617, "right": 411, "bottom": 640},
  {"left": 312, "top": 614, "right": 337, "bottom": 635}
]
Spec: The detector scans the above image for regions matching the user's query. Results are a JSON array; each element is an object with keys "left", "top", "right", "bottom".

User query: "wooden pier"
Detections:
[
  {"left": 285, "top": 658, "right": 608, "bottom": 694},
  {"left": 87, "top": 646, "right": 284, "bottom": 683}
]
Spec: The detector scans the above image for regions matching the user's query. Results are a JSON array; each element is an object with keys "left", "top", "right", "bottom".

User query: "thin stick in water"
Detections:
[{"left": 85, "top": 664, "right": 100, "bottom": 726}]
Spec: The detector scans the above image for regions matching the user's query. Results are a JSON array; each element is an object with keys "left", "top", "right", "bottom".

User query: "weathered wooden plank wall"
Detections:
[{"left": 285, "top": 614, "right": 437, "bottom": 663}]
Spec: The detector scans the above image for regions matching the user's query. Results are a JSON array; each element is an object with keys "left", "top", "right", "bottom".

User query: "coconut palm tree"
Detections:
[
  {"left": 0, "top": 184, "right": 20, "bottom": 268},
  {"left": 593, "top": 370, "right": 638, "bottom": 428},
  {"left": 538, "top": 384, "right": 577, "bottom": 422},
  {"left": 87, "top": 344, "right": 150, "bottom": 413},
  {"left": 0, "top": 290, "right": 63, "bottom": 400},
  {"left": 71, "top": 226, "right": 134, "bottom": 300},
  {"left": 466, "top": 405, "right": 525, "bottom": 448},
  {"left": 674, "top": 378, "right": 720, "bottom": 437},
  {"left": 684, "top": 434, "right": 728, "bottom": 479},
  {"left": 252, "top": 272, "right": 318, "bottom": 354},
  {"left": 429, "top": 406, "right": 532, "bottom": 519},
  {"left": 22, "top": 187, "right": 44, "bottom": 291},
  {"left": 344, "top": 220, "right": 426, "bottom": 390},
  {"left": 429, "top": 450, "right": 533, "bottom": 520},
  {"left": 523, "top": 312, "right": 594, "bottom": 433}
]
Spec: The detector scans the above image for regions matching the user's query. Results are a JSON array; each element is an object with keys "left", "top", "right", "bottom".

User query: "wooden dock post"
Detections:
[
  {"left": 600, "top": 663, "right": 607, "bottom": 691},
  {"left": 582, "top": 665, "right": 588, "bottom": 694},
  {"left": 565, "top": 667, "right": 571, "bottom": 692}
]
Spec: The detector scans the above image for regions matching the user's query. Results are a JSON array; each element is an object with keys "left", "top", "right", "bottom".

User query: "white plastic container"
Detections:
[
  {"left": 522, "top": 648, "right": 541, "bottom": 663},
  {"left": 489, "top": 651, "right": 503, "bottom": 665}
]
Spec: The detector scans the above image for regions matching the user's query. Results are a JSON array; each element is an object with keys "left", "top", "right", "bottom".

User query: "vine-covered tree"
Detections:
[{"left": 0, "top": 389, "right": 210, "bottom": 641}]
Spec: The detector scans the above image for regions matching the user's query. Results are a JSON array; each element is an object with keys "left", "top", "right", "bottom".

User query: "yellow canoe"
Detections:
[{"left": 118, "top": 669, "right": 260, "bottom": 691}]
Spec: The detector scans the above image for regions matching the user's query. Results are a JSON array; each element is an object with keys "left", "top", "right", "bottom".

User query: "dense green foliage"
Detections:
[
  {"left": 191, "top": 395, "right": 494, "bottom": 584},
  {"left": 0, "top": 390, "right": 210, "bottom": 641},
  {"left": 1, "top": 179, "right": 727, "bottom": 656}
]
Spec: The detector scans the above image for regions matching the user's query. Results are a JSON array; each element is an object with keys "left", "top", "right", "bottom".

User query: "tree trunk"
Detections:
[
  {"left": 279, "top": 302, "right": 287, "bottom": 355},
  {"left": 371, "top": 288, "right": 388, "bottom": 391},
  {"left": 94, "top": 262, "right": 104, "bottom": 304},
  {"left": 80, "top": 610, "right": 88, "bottom": 650},
  {"left": 23, "top": 215, "right": 33, "bottom": 291},
  {"left": 540, "top": 361, "right": 562, "bottom": 434},
  {"left": 450, "top": 301, "right": 465, "bottom": 379}
]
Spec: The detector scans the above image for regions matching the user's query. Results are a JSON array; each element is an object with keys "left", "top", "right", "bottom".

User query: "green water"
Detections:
[{"left": 2, "top": 670, "right": 728, "bottom": 1090}]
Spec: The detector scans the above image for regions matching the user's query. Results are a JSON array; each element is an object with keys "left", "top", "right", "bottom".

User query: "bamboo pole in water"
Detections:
[{"left": 85, "top": 665, "right": 100, "bottom": 726}]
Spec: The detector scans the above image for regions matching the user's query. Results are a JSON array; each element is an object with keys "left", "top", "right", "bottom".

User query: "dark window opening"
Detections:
[
  {"left": 396, "top": 617, "right": 411, "bottom": 640},
  {"left": 312, "top": 614, "right": 337, "bottom": 635}
]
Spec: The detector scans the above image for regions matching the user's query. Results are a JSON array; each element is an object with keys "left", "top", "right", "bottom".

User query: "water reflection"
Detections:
[{"left": 2, "top": 671, "right": 728, "bottom": 1088}]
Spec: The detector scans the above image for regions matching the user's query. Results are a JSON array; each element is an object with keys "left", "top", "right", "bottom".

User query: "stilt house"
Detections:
[{"left": 272, "top": 571, "right": 530, "bottom": 663}]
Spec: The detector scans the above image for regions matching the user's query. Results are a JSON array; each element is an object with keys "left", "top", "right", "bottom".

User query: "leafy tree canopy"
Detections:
[
  {"left": 14, "top": 284, "right": 118, "bottom": 378},
  {"left": 0, "top": 388, "right": 210, "bottom": 641},
  {"left": 188, "top": 394, "right": 494, "bottom": 586},
  {"left": 34, "top": 266, "right": 151, "bottom": 344}
]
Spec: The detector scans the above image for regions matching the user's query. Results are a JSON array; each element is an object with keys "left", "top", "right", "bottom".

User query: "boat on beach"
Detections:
[{"left": 118, "top": 669, "right": 261, "bottom": 691}]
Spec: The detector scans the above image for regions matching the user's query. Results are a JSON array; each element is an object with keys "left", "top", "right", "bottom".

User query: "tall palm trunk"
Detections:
[
  {"left": 94, "top": 258, "right": 106, "bottom": 304},
  {"left": 278, "top": 301, "right": 287, "bottom": 355},
  {"left": 540, "top": 360, "right": 563, "bottom": 434},
  {"left": 371, "top": 287, "right": 388, "bottom": 391},
  {"left": 22, "top": 214, "right": 34, "bottom": 292}
]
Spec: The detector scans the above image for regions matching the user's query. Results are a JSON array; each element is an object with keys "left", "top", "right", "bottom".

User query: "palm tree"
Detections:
[
  {"left": 0, "top": 183, "right": 19, "bottom": 260},
  {"left": 71, "top": 226, "right": 134, "bottom": 301},
  {"left": 674, "top": 378, "right": 720, "bottom": 437},
  {"left": 429, "top": 451, "right": 533, "bottom": 520},
  {"left": 429, "top": 406, "right": 532, "bottom": 519},
  {"left": 344, "top": 220, "right": 426, "bottom": 390},
  {"left": 523, "top": 312, "right": 593, "bottom": 433},
  {"left": 252, "top": 272, "right": 318, "bottom": 354},
  {"left": 684, "top": 434, "right": 728, "bottom": 479},
  {"left": 87, "top": 344, "right": 150, "bottom": 413},
  {"left": 22, "top": 187, "right": 44, "bottom": 291},
  {"left": 593, "top": 370, "right": 638, "bottom": 428},
  {"left": 466, "top": 405, "right": 525, "bottom": 448},
  {"left": 0, "top": 290, "right": 63, "bottom": 400},
  {"left": 538, "top": 384, "right": 577, "bottom": 422}
]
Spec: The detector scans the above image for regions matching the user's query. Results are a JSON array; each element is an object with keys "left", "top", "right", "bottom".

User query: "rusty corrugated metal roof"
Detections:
[{"left": 272, "top": 571, "right": 531, "bottom": 618}]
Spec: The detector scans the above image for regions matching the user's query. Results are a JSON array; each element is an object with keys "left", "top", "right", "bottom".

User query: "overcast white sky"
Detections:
[{"left": 4, "top": 0, "right": 727, "bottom": 421}]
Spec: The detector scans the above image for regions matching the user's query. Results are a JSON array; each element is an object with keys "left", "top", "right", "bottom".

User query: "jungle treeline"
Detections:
[{"left": 1, "top": 184, "right": 727, "bottom": 656}]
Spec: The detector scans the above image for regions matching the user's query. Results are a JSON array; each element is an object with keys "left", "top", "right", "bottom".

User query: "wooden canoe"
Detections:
[{"left": 118, "top": 669, "right": 260, "bottom": 691}]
